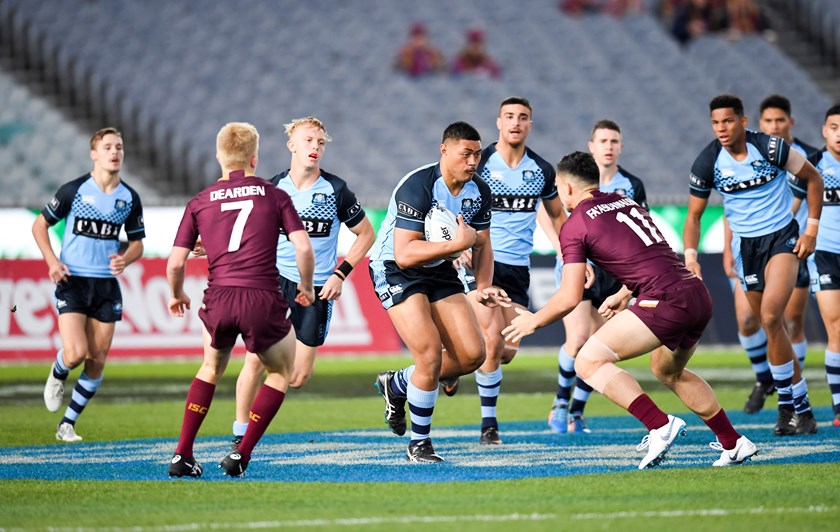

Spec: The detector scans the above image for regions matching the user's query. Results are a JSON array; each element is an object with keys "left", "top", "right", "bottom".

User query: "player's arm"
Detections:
[
  {"left": 110, "top": 239, "right": 144, "bottom": 276},
  {"left": 393, "top": 217, "right": 476, "bottom": 269},
  {"left": 319, "top": 215, "right": 375, "bottom": 301},
  {"left": 721, "top": 218, "right": 737, "bottom": 279},
  {"left": 288, "top": 228, "right": 315, "bottom": 306},
  {"left": 166, "top": 246, "right": 192, "bottom": 317},
  {"left": 682, "top": 194, "right": 707, "bottom": 279},
  {"left": 502, "top": 262, "right": 586, "bottom": 343},
  {"left": 536, "top": 202, "right": 562, "bottom": 255},
  {"left": 31, "top": 213, "right": 70, "bottom": 283},
  {"left": 541, "top": 196, "right": 567, "bottom": 238},
  {"left": 786, "top": 150, "right": 823, "bottom": 258}
]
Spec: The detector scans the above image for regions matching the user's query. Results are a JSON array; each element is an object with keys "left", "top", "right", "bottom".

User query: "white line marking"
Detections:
[
  {"left": 571, "top": 505, "right": 837, "bottom": 520},
  {"left": 3, "top": 513, "right": 558, "bottom": 531}
]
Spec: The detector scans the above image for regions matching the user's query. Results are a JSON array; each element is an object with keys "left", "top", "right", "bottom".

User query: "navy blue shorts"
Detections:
[
  {"left": 734, "top": 219, "right": 799, "bottom": 292},
  {"left": 370, "top": 260, "right": 464, "bottom": 310},
  {"left": 810, "top": 250, "right": 840, "bottom": 292},
  {"left": 55, "top": 276, "right": 122, "bottom": 322},
  {"left": 460, "top": 261, "right": 530, "bottom": 307},
  {"left": 279, "top": 275, "right": 332, "bottom": 347}
]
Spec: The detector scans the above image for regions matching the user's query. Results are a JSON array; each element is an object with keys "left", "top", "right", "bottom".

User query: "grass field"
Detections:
[{"left": 1, "top": 350, "right": 838, "bottom": 531}]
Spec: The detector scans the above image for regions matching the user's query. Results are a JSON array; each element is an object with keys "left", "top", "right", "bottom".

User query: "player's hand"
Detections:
[
  {"left": 793, "top": 233, "right": 816, "bottom": 260},
  {"left": 168, "top": 294, "right": 191, "bottom": 317},
  {"left": 296, "top": 284, "right": 316, "bottom": 307},
  {"left": 598, "top": 292, "right": 630, "bottom": 320},
  {"left": 192, "top": 238, "right": 207, "bottom": 257},
  {"left": 474, "top": 286, "right": 511, "bottom": 308},
  {"left": 452, "top": 248, "right": 473, "bottom": 270},
  {"left": 454, "top": 215, "right": 477, "bottom": 251},
  {"left": 109, "top": 253, "right": 129, "bottom": 276},
  {"left": 722, "top": 249, "right": 737, "bottom": 279},
  {"left": 501, "top": 307, "right": 538, "bottom": 343},
  {"left": 584, "top": 263, "right": 595, "bottom": 289},
  {"left": 319, "top": 274, "right": 343, "bottom": 301},
  {"left": 48, "top": 261, "right": 71, "bottom": 284},
  {"left": 685, "top": 260, "right": 703, "bottom": 280}
]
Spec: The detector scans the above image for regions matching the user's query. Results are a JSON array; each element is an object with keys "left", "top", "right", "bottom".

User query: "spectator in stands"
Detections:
[
  {"left": 560, "top": 0, "right": 643, "bottom": 17},
  {"left": 451, "top": 29, "right": 502, "bottom": 80},
  {"left": 671, "top": 0, "right": 729, "bottom": 44},
  {"left": 395, "top": 22, "right": 445, "bottom": 78},
  {"left": 725, "top": 0, "right": 768, "bottom": 40}
]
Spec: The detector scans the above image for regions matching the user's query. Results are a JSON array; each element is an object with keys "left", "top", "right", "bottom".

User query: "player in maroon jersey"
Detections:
[
  {"left": 503, "top": 151, "right": 757, "bottom": 469},
  {"left": 166, "top": 122, "right": 315, "bottom": 478}
]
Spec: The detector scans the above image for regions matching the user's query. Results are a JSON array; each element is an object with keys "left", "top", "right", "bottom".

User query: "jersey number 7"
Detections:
[{"left": 221, "top": 200, "right": 254, "bottom": 252}]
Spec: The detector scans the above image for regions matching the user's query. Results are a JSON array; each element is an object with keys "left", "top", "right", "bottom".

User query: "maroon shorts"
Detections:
[
  {"left": 198, "top": 286, "right": 291, "bottom": 354},
  {"left": 629, "top": 277, "right": 712, "bottom": 351}
]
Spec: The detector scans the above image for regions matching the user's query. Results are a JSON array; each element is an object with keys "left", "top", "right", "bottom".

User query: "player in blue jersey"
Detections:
[
  {"left": 450, "top": 97, "right": 566, "bottom": 445},
  {"left": 799, "top": 104, "right": 840, "bottom": 427},
  {"left": 33, "top": 127, "right": 145, "bottom": 442},
  {"left": 722, "top": 95, "right": 820, "bottom": 415},
  {"left": 371, "top": 121, "right": 509, "bottom": 462},
  {"left": 229, "top": 117, "right": 375, "bottom": 448},
  {"left": 539, "top": 119, "right": 647, "bottom": 433},
  {"left": 684, "top": 94, "right": 824, "bottom": 436}
]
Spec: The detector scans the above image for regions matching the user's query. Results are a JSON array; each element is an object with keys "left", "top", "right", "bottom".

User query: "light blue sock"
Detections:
[
  {"left": 391, "top": 365, "right": 414, "bottom": 397},
  {"left": 792, "top": 378, "right": 812, "bottom": 415},
  {"left": 53, "top": 349, "right": 69, "bottom": 377},
  {"left": 232, "top": 420, "right": 249, "bottom": 438},
  {"left": 739, "top": 329, "right": 771, "bottom": 383},
  {"left": 61, "top": 371, "right": 103, "bottom": 425},
  {"left": 407, "top": 381, "right": 437, "bottom": 443},
  {"left": 825, "top": 350, "right": 840, "bottom": 414},
  {"left": 792, "top": 341, "right": 807, "bottom": 369},
  {"left": 769, "top": 360, "right": 794, "bottom": 408},
  {"left": 556, "top": 345, "right": 575, "bottom": 403},
  {"left": 476, "top": 367, "right": 502, "bottom": 430}
]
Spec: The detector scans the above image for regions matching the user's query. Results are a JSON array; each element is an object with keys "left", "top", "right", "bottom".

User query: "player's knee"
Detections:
[
  {"left": 759, "top": 311, "right": 785, "bottom": 333},
  {"left": 500, "top": 344, "right": 518, "bottom": 364},
  {"left": 564, "top": 334, "right": 588, "bottom": 356},
  {"left": 650, "top": 364, "right": 681, "bottom": 388},
  {"left": 738, "top": 313, "right": 761, "bottom": 335}
]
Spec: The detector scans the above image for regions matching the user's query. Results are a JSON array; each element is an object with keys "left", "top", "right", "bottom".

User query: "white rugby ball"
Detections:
[{"left": 424, "top": 205, "right": 461, "bottom": 261}]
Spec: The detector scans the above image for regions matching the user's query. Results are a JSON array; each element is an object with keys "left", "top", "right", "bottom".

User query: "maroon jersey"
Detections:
[
  {"left": 174, "top": 171, "right": 304, "bottom": 290},
  {"left": 560, "top": 191, "right": 694, "bottom": 296}
]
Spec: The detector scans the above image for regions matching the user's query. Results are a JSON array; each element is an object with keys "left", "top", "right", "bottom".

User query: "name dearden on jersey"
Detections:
[{"left": 209, "top": 185, "right": 266, "bottom": 202}]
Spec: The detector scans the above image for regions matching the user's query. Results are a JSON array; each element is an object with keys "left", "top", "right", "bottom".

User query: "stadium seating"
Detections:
[{"left": 0, "top": 0, "right": 833, "bottom": 207}]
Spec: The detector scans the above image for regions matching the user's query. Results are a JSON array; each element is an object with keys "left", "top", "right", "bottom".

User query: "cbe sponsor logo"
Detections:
[{"left": 0, "top": 257, "right": 401, "bottom": 361}]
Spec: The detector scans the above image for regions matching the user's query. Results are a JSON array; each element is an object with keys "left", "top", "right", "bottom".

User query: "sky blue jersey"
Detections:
[
  {"left": 476, "top": 143, "right": 557, "bottom": 266},
  {"left": 41, "top": 174, "right": 145, "bottom": 278},
  {"left": 271, "top": 170, "right": 365, "bottom": 285},
  {"left": 690, "top": 130, "right": 792, "bottom": 238},
  {"left": 600, "top": 166, "right": 648, "bottom": 209},
  {"left": 810, "top": 150, "right": 840, "bottom": 252},
  {"left": 370, "top": 162, "right": 492, "bottom": 271}
]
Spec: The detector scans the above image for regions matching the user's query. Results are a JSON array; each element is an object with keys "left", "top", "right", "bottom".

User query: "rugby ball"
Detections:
[{"left": 424, "top": 205, "right": 462, "bottom": 261}]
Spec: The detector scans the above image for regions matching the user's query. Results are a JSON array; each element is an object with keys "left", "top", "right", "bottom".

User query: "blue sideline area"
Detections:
[{"left": 0, "top": 407, "right": 836, "bottom": 483}]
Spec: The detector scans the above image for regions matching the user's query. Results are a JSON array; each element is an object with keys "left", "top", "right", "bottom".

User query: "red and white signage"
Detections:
[{"left": 0, "top": 258, "right": 402, "bottom": 362}]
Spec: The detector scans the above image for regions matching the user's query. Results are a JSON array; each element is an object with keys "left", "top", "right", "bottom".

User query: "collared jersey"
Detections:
[
  {"left": 173, "top": 171, "right": 303, "bottom": 290},
  {"left": 477, "top": 143, "right": 557, "bottom": 266},
  {"left": 786, "top": 138, "right": 820, "bottom": 233},
  {"left": 600, "top": 166, "right": 648, "bottom": 209},
  {"left": 272, "top": 170, "right": 365, "bottom": 285},
  {"left": 690, "top": 130, "right": 792, "bottom": 238},
  {"left": 41, "top": 174, "right": 145, "bottom": 278},
  {"left": 369, "top": 162, "right": 492, "bottom": 269},
  {"left": 810, "top": 149, "right": 840, "bottom": 252}
]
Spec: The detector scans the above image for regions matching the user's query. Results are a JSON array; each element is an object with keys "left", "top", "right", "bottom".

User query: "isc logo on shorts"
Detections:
[{"left": 745, "top": 274, "right": 759, "bottom": 285}]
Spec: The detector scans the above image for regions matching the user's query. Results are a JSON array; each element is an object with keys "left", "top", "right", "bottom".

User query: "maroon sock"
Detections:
[
  {"left": 704, "top": 409, "right": 740, "bottom": 450},
  {"left": 237, "top": 385, "right": 286, "bottom": 461},
  {"left": 628, "top": 394, "right": 669, "bottom": 431},
  {"left": 175, "top": 378, "right": 216, "bottom": 457}
]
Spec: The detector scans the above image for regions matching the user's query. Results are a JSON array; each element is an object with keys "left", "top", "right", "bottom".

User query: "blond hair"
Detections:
[
  {"left": 283, "top": 116, "right": 332, "bottom": 141},
  {"left": 90, "top": 127, "right": 121, "bottom": 150},
  {"left": 216, "top": 122, "right": 259, "bottom": 168}
]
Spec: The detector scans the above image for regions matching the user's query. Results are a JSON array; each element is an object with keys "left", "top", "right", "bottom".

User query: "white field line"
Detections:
[{"left": 571, "top": 505, "right": 837, "bottom": 520}]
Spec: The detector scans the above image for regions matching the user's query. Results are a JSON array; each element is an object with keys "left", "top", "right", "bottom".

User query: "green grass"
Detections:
[{"left": 1, "top": 350, "right": 838, "bottom": 530}]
